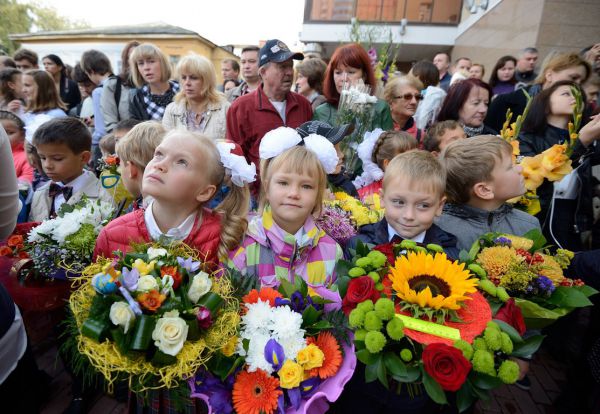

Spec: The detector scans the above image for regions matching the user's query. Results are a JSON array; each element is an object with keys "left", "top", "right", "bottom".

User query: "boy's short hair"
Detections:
[
  {"left": 81, "top": 49, "right": 113, "bottom": 75},
  {"left": 13, "top": 48, "right": 38, "bottom": 66},
  {"left": 424, "top": 120, "right": 462, "bottom": 152},
  {"left": 99, "top": 133, "right": 116, "bottom": 154},
  {"left": 383, "top": 150, "right": 446, "bottom": 197},
  {"left": 115, "top": 121, "right": 166, "bottom": 170},
  {"left": 439, "top": 135, "right": 512, "bottom": 204},
  {"left": 72, "top": 62, "right": 92, "bottom": 85},
  {"left": 32, "top": 117, "right": 91, "bottom": 154},
  {"left": 115, "top": 118, "right": 142, "bottom": 132}
]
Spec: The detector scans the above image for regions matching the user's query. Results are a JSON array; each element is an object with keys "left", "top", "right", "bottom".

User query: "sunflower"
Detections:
[
  {"left": 232, "top": 369, "right": 282, "bottom": 414},
  {"left": 306, "top": 331, "right": 343, "bottom": 379},
  {"left": 389, "top": 251, "right": 477, "bottom": 312},
  {"left": 476, "top": 246, "right": 523, "bottom": 281}
]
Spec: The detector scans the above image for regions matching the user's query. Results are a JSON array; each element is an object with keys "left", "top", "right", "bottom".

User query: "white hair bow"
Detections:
[
  {"left": 216, "top": 142, "right": 256, "bottom": 187},
  {"left": 352, "top": 128, "right": 384, "bottom": 189},
  {"left": 259, "top": 127, "right": 339, "bottom": 174}
]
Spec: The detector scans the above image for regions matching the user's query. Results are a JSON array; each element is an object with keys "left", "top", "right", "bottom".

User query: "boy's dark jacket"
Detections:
[{"left": 346, "top": 218, "right": 459, "bottom": 259}]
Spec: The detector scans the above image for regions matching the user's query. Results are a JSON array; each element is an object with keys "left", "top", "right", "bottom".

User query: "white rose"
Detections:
[
  {"left": 137, "top": 275, "right": 159, "bottom": 292},
  {"left": 109, "top": 302, "right": 136, "bottom": 333},
  {"left": 187, "top": 271, "right": 212, "bottom": 303},
  {"left": 152, "top": 310, "right": 189, "bottom": 356},
  {"left": 147, "top": 247, "right": 168, "bottom": 261}
]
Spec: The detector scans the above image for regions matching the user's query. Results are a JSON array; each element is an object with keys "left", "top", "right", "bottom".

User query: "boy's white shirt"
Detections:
[
  {"left": 387, "top": 223, "right": 426, "bottom": 243},
  {"left": 144, "top": 200, "right": 196, "bottom": 241},
  {"left": 29, "top": 169, "right": 115, "bottom": 221}
]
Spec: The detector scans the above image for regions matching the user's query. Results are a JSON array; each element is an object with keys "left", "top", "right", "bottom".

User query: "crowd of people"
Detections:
[{"left": 0, "top": 37, "right": 600, "bottom": 414}]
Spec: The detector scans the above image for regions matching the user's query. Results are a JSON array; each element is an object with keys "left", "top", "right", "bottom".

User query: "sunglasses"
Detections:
[{"left": 394, "top": 93, "right": 423, "bottom": 101}]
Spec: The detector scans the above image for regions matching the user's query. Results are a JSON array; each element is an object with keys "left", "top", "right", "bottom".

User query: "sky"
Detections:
[{"left": 29, "top": 0, "right": 306, "bottom": 48}]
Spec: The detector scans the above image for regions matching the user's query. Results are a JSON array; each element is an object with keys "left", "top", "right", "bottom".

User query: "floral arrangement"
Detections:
[
  {"left": 189, "top": 278, "right": 355, "bottom": 414},
  {"left": 335, "top": 80, "right": 378, "bottom": 174},
  {"left": 315, "top": 205, "right": 357, "bottom": 245},
  {"left": 337, "top": 241, "right": 539, "bottom": 411},
  {"left": 0, "top": 232, "right": 29, "bottom": 259},
  {"left": 25, "top": 197, "right": 114, "bottom": 279},
  {"left": 68, "top": 243, "right": 239, "bottom": 400},
  {"left": 96, "top": 154, "right": 120, "bottom": 176},
  {"left": 326, "top": 191, "right": 383, "bottom": 228},
  {"left": 463, "top": 230, "right": 597, "bottom": 328}
]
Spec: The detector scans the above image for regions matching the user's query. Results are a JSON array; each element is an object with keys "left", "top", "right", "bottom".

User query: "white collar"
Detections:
[
  {"left": 52, "top": 170, "right": 94, "bottom": 212},
  {"left": 387, "top": 223, "right": 426, "bottom": 244},
  {"left": 144, "top": 201, "right": 197, "bottom": 241}
]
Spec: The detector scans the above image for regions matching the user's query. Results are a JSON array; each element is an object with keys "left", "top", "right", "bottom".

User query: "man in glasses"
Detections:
[{"left": 383, "top": 75, "right": 424, "bottom": 144}]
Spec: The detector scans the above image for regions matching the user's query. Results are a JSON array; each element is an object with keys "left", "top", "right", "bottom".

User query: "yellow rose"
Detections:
[
  {"left": 133, "top": 259, "right": 156, "bottom": 276},
  {"left": 278, "top": 360, "right": 304, "bottom": 389},
  {"left": 520, "top": 155, "right": 546, "bottom": 191},
  {"left": 221, "top": 335, "right": 238, "bottom": 357},
  {"left": 297, "top": 344, "right": 324, "bottom": 370}
]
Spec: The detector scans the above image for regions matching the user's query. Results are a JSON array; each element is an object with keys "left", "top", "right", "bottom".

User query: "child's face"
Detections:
[
  {"left": 488, "top": 152, "right": 525, "bottom": 202},
  {"left": 382, "top": 175, "right": 445, "bottom": 240},
  {"left": 120, "top": 161, "right": 141, "bottom": 198},
  {"left": 437, "top": 127, "right": 466, "bottom": 153},
  {"left": 22, "top": 74, "right": 37, "bottom": 104},
  {"left": 266, "top": 170, "right": 319, "bottom": 234},
  {"left": 1, "top": 120, "right": 25, "bottom": 147},
  {"left": 143, "top": 134, "right": 215, "bottom": 205},
  {"left": 35, "top": 142, "right": 90, "bottom": 184}
]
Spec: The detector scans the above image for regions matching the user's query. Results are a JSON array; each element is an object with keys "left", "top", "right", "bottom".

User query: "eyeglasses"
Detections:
[
  {"left": 394, "top": 93, "right": 423, "bottom": 101},
  {"left": 101, "top": 174, "right": 121, "bottom": 189}
]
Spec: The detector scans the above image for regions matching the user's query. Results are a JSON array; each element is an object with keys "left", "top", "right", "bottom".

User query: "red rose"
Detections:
[
  {"left": 342, "top": 276, "right": 380, "bottom": 314},
  {"left": 494, "top": 298, "right": 526, "bottom": 336},
  {"left": 422, "top": 343, "right": 472, "bottom": 392},
  {"left": 373, "top": 243, "right": 394, "bottom": 266}
]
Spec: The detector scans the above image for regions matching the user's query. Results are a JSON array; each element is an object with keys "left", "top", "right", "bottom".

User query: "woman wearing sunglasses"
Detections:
[{"left": 383, "top": 75, "right": 424, "bottom": 143}]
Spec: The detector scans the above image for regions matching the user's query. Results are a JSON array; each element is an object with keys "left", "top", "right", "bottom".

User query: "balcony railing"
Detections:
[{"left": 305, "top": 0, "right": 462, "bottom": 25}]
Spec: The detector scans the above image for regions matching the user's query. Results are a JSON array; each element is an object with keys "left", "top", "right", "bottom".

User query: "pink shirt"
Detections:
[{"left": 11, "top": 142, "right": 33, "bottom": 183}]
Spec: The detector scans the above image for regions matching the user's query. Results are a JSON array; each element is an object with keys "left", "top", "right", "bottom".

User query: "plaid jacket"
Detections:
[{"left": 227, "top": 207, "right": 343, "bottom": 288}]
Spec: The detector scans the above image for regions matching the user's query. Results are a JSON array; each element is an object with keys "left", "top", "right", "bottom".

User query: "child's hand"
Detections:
[
  {"left": 579, "top": 115, "right": 600, "bottom": 147},
  {"left": 7, "top": 100, "right": 22, "bottom": 112}
]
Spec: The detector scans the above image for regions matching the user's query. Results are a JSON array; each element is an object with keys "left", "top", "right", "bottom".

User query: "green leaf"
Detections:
[
  {"left": 456, "top": 381, "right": 476, "bottom": 413},
  {"left": 130, "top": 314, "right": 156, "bottom": 351},
  {"left": 577, "top": 285, "right": 599, "bottom": 298},
  {"left": 151, "top": 349, "right": 177, "bottom": 366},
  {"left": 185, "top": 319, "right": 201, "bottom": 341},
  {"left": 470, "top": 373, "right": 502, "bottom": 390},
  {"left": 336, "top": 274, "right": 351, "bottom": 298},
  {"left": 294, "top": 276, "right": 308, "bottom": 297},
  {"left": 365, "top": 355, "right": 388, "bottom": 388},
  {"left": 278, "top": 278, "right": 296, "bottom": 298},
  {"left": 365, "top": 356, "right": 379, "bottom": 383},
  {"left": 548, "top": 286, "right": 594, "bottom": 308},
  {"left": 512, "top": 334, "right": 545, "bottom": 358},
  {"left": 422, "top": 370, "right": 448, "bottom": 405},
  {"left": 356, "top": 349, "right": 377, "bottom": 365},
  {"left": 81, "top": 317, "right": 109, "bottom": 342},
  {"left": 459, "top": 249, "right": 473, "bottom": 263},
  {"left": 383, "top": 352, "right": 407, "bottom": 377},
  {"left": 493, "top": 319, "right": 523, "bottom": 343},
  {"left": 467, "top": 240, "right": 481, "bottom": 260},
  {"left": 377, "top": 355, "right": 389, "bottom": 389},
  {"left": 301, "top": 305, "right": 322, "bottom": 327},
  {"left": 523, "top": 229, "right": 546, "bottom": 251},
  {"left": 197, "top": 292, "right": 224, "bottom": 314}
]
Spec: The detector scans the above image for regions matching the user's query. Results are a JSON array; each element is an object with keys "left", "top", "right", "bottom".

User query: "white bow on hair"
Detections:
[
  {"left": 259, "top": 126, "right": 339, "bottom": 174},
  {"left": 352, "top": 128, "right": 384, "bottom": 189},
  {"left": 216, "top": 142, "right": 257, "bottom": 187}
]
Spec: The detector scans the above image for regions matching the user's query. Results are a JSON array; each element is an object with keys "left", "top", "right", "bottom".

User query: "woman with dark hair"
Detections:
[
  {"left": 437, "top": 78, "right": 495, "bottom": 137},
  {"left": 410, "top": 60, "right": 446, "bottom": 130},
  {"left": 101, "top": 40, "right": 140, "bottom": 132},
  {"left": 295, "top": 58, "right": 327, "bottom": 110},
  {"left": 488, "top": 55, "right": 517, "bottom": 97},
  {"left": 518, "top": 80, "right": 600, "bottom": 250},
  {"left": 313, "top": 43, "right": 392, "bottom": 131},
  {"left": 0, "top": 68, "right": 24, "bottom": 112},
  {"left": 42, "top": 54, "right": 81, "bottom": 111}
]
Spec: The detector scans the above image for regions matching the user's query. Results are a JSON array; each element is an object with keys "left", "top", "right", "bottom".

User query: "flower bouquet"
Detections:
[
  {"left": 326, "top": 191, "right": 383, "bottom": 227},
  {"left": 338, "top": 241, "right": 540, "bottom": 411},
  {"left": 335, "top": 80, "right": 378, "bottom": 174},
  {"left": 462, "top": 230, "right": 597, "bottom": 329},
  {"left": 68, "top": 243, "right": 239, "bottom": 403},
  {"left": 189, "top": 277, "right": 355, "bottom": 414},
  {"left": 315, "top": 205, "right": 357, "bottom": 245},
  {"left": 25, "top": 197, "right": 114, "bottom": 280}
]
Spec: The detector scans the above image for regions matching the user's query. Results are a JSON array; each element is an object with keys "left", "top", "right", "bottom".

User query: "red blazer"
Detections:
[{"left": 93, "top": 208, "right": 222, "bottom": 266}]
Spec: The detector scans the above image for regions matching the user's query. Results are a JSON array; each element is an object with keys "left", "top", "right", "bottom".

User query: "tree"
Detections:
[{"left": 0, "top": 0, "right": 89, "bottom": 54}]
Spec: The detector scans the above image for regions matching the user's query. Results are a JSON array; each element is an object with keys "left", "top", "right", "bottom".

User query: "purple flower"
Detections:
[
  {"left": 189, "top": 369, "right": 233, "bottom": 414},
  {"left": 120, "top": 267, "right": 139, "bottom": 291},
  {"left": 287, "top": 387, "right": 302, "bottom": 410},
  {"left": 177, "top": 257, "right": 201, "bottom": 273},
  {"left": 196, "top": 306, "right": 213, "bottom": 329},
  {"left": 264, "top": 338, "right": 285, "bottom": 371},
  {"left": 493, "top": 237, "right": 512, "bottom": 247},
  {"left": 300, "top": 376, "right": 321, "bottom": 397},
  {"left": 316, "top": 206, "right": 356, "bottom": 244}
]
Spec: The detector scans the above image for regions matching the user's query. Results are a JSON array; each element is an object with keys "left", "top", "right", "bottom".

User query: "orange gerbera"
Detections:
[
  {"left": 160, "top": 265, "right": 182, "bottom": 289},
  {"left": 7, "top": 234, "right": 23, "bottom": 247},
  {"left": 137, "top": 290, "right": 166, "bottom": 312},
  {"left": 232, "top": 369, "right": 282, "bottom": 414},
  {"left": 243, "top": 288, "right": 283, "bottom": 307},
  {"left": 306, "top": 331, "right": 342, "bottom": 379}
]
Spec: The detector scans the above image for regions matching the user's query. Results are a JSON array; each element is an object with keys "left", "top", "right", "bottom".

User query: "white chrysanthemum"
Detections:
[
  {"left": 52, "top": 216, "right": 82, "bottom": 244},
  {"left": 277, "top": 332, "right": 306, "bottom": 362},
  {"left": 244, "top": 333, "right": 274, "bottom": 374},
  {"left": 28, "top": 219, "right": 55, "bottom": 243},
  {"left": 241, "top": 300, "right": 274, "bottom": 336},
  {"left": 270, "top": 306, "right": 304, "bottom": 340}
]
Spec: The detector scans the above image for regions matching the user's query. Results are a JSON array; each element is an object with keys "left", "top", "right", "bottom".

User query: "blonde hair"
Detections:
[
  {"left": 116, "top": 121, "right": 166, "bottom": 170},
  {"left": 372, "top": 130, "right": 417, "bottom": 170},
  {"left": 439, "top": 135, "right": 512, "bottom": 204},
  {"left": 174, "top": 54, "right": 224, "bottom": 107},
  {"left": 383, "top": 150, "right": 446, "bottom": 197},
  {"left": 383, "top": 75, "right": 424, "bottom": 106},
  {"left": 162, "top": 129, "right": 249, "bottom": 259},
  {"left": 129, "top": 43, "right": 173, "bottom": 88},
  {"left": 260, "top": 146, "right": 327, "bottom": 217},
  {"left": 534, "top": 52, "right": 591, "bottom": 85}
]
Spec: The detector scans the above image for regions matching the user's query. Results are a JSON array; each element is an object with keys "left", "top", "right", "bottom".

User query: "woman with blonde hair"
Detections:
[
  {"left": 162, "top": 54, "right": 230, "bottom": 140},
  {"left": 128, "top": 43, "right": 179, "bottom": 121},
  {"left": 383, "top": 75, "right": 424, "bottom": 141},
  {"left": 486, "top": 51, "right": 591, "bottom": 131}
]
